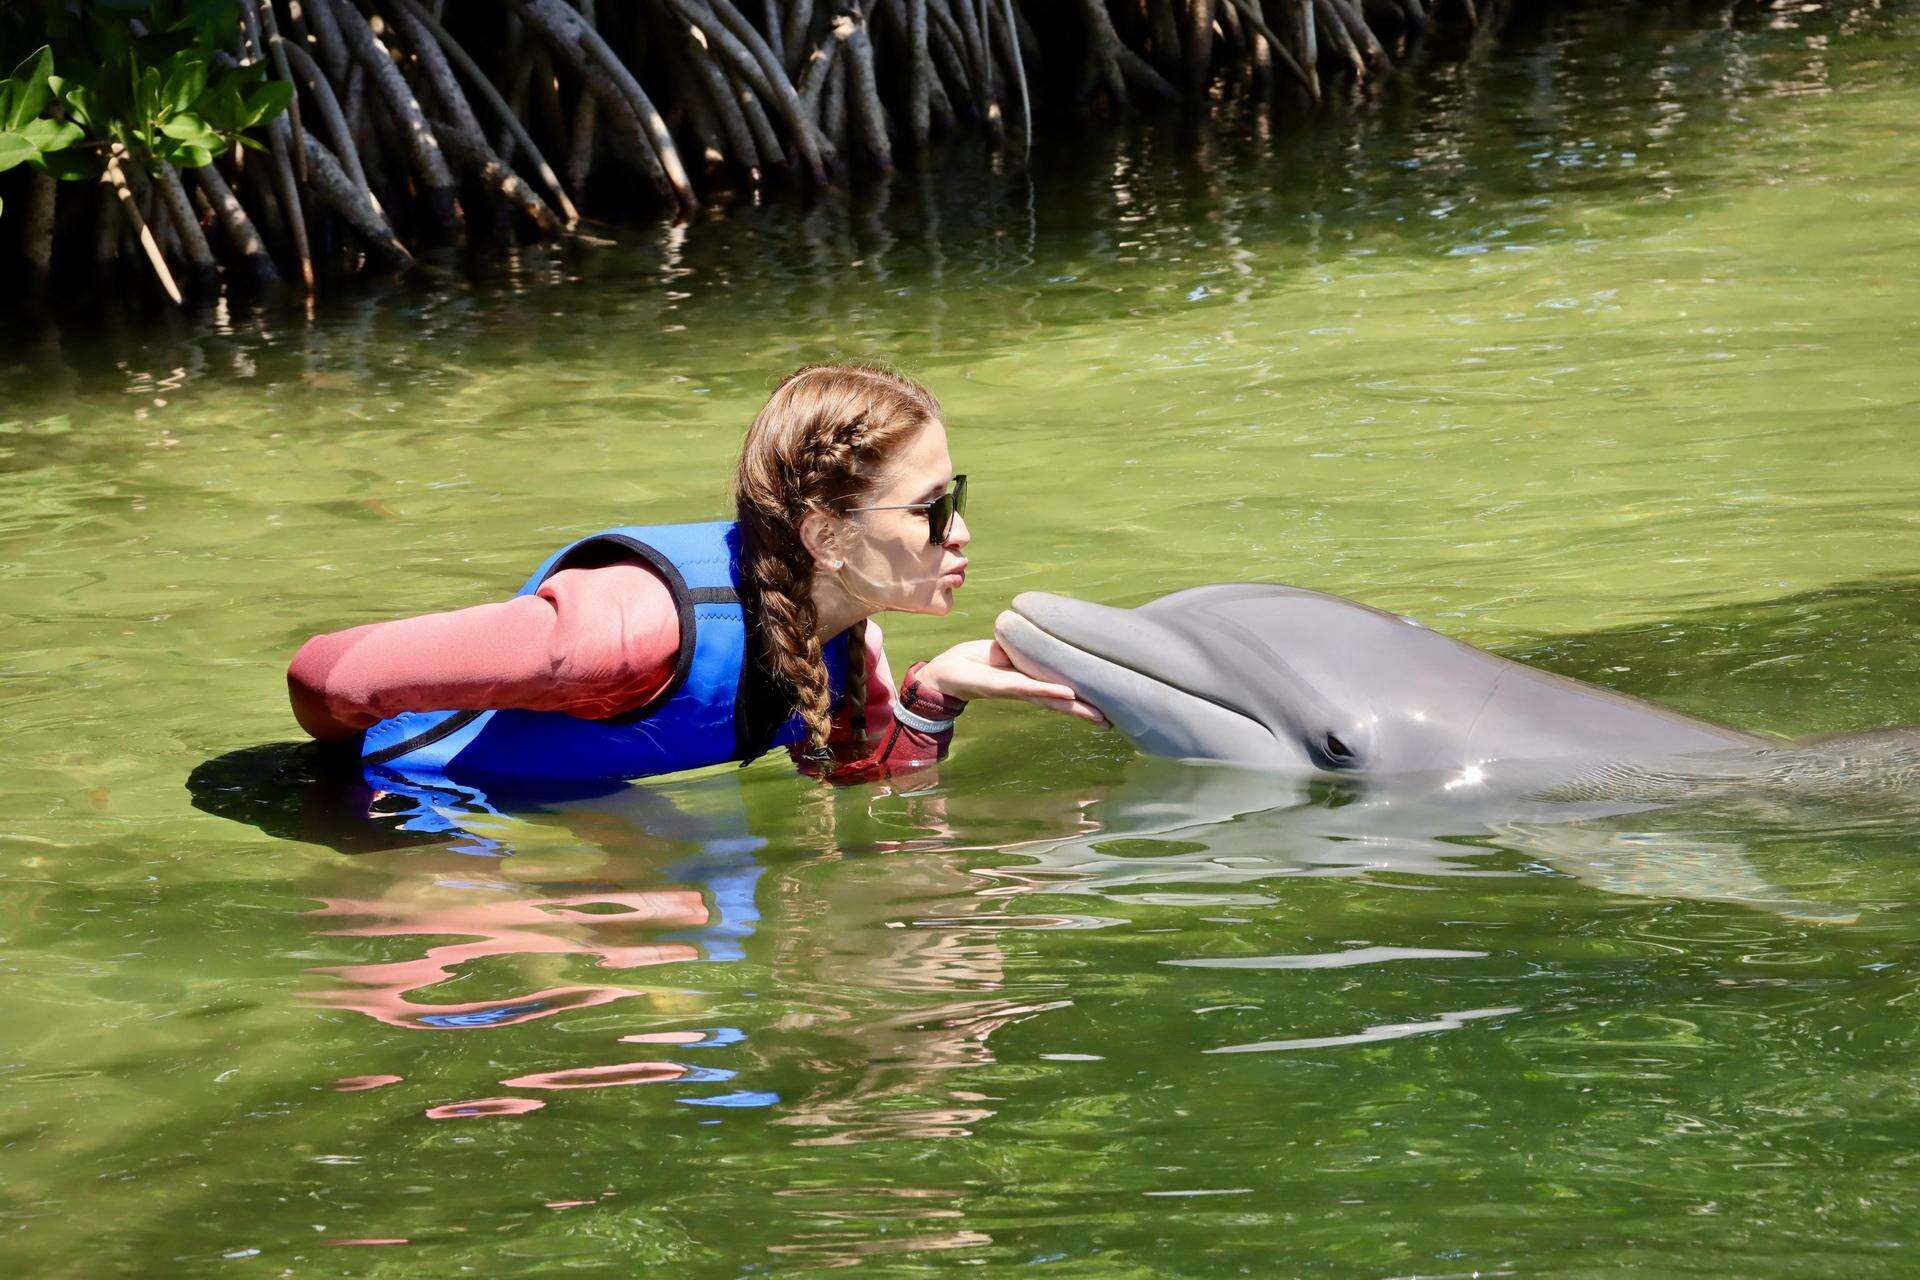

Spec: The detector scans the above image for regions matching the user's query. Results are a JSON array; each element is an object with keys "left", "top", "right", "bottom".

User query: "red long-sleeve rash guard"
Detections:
[{"left": 287, "top": 559, "right": 955, "bottom": 782}]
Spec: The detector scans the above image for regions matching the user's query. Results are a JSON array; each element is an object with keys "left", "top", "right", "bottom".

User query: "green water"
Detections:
[{"left": 5, "top": 4, "right": 1920, "bottom": 1275}]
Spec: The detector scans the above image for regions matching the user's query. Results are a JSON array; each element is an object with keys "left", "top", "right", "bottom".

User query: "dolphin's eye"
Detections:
[{"left": 1322, "top": 733, "right": 1356, "bottom": 766}]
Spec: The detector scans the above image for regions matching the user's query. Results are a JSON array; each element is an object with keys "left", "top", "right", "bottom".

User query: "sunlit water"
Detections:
[{"left": 4, "top": 4, "right": 1919, "bottom": 1274}]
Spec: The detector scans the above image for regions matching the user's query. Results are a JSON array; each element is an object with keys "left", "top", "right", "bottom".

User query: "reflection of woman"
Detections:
[{"left": 288, "top": 361, "right": 1104, "bottom": 783}]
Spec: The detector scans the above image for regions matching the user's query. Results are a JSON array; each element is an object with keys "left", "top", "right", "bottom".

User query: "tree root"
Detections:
[
  {"left": 514, "top": 0, "right": 697, "bottom": 209},
  {"left": 565, "top": 0, "right": 600, "bottom": 197},
  {"left": 783, "top": 0, "right": 817, "bottom": 76},
  {"left": 1183, "top": 0, "right": 1214, "bottom": 98},
  {"left": 1292, "top": 0, "right": 1321, "bottom": 101},
  {"left": 690, "top": 28, "right": 766, "bottom": 179},
  {"left": 796, "top": 34, "right": 838, "bottom": 119},
  {"left": 948, "top": 0, "right": 992, "bottom": 103},
  {"left": 155, "top": 163, "right": 220, "bottom": 299},
  {"left": 104, "top": 150, "right": 183, "bottom": 305},
  {"left": 1072, "top": 0, "right": 1127, "bottom": 110},
  {"left": 238, "top": 6, "right": 316, "bottom": 290},
  {"left": 299, "top": 126, "right": 414, "bottom": 267},
  {"left": 822, "top": 43, "right": 849, "bottom": 153},
  {"left": 930, "top": 4, "right": 977, "bottom": 111},
  {"left": 497, "top": 15, "right": 533, "bottom": 162},
  {"left": 664, "top": 0, "right": 829, "bottom": 185},
  {"left": 256, "top": 1, "right": 309, "bottom": 184},
  {"left": 1329, "top": 0, "right": 1390, "bottom": 71},
  {"left": 841, "top": 10, "right": 893, "bottom": 172},
  {"left": 666, "top": 48, "right": 732, "bottom": 175},
  {"left": 329, "top": 0, "right": 463, "bottom": 238},
  {"left": 990, "top": 0, "right": 1029, "bottom": 148},
  {"left": 303, "top": 0, "right": 351, "bottom": 83},
  {"left": 277, "top": 34, "right": 375, "bottom": 201},
  {"left": 193, "top": 162, "right": 282, "bottom": 291},
  {"left": 1, "top": 0, "right": 1492, "bottom": 306},
  {"left": 1212, "top": 0, "right": 1312, "bottom": 98},
  {"left": 1313, "top": 0, "right": 1369, "bottom": 80},
  {"left": 906, "top": 0, "right": 931, "bottom": 147},
  {"left": 1146, "top": 0, "right": 1183, "bottom": 79},
  {"left": 22, "top": 170, "right": 56, "bottom": 302},
  {"left": 385, "top": 0, "right": 563, "bottom": 238},
  {"left": 394, "top": 0, "right": 581, "bottom": 227}
]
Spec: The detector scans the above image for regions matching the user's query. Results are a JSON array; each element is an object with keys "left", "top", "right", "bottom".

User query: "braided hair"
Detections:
[{"left": 732, "top": 361, "right": 943, "bottom": 760}]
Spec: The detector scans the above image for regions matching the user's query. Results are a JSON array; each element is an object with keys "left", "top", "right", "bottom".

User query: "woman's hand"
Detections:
[{"left": 916, "top": 640, "right": 1111, "bottom": 727}]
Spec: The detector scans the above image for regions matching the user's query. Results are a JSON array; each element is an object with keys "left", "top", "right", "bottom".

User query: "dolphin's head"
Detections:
[{"left": 995, "top": 583, "right": 1494, "bottom": 778}]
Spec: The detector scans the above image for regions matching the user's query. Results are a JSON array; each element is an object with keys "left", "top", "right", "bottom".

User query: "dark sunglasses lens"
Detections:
[{"left": 930, "top": 475, "right": 967, "bottom": 545}]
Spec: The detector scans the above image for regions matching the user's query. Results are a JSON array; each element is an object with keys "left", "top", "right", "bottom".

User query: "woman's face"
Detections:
[{"left": 832, "top": 418, "right": 971, "bottom": 616}]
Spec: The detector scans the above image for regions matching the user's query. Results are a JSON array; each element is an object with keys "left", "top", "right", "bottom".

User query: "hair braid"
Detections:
[{"left": 732, "top": 361, "right": 941, "bottom": 760}]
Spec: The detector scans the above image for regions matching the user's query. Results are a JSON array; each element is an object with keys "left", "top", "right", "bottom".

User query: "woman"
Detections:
[{"left": 288, "top": 361, "right": 1106, "bottom": 785}]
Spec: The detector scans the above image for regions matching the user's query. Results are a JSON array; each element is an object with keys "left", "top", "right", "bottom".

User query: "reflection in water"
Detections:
[
  {"left": 193, "top": 686, "right": 1896, "bottom": 1134},
  {"left": 768, "top": 1186, "right": 992, "bottom": 1267},
  {"left": 982, "top": 754, "right": 1874, "bottom": 923},
  {"left": 304, "top": 772, "right": 792, "bottom": 1114},
  {"left": 423, "top": 1097, "right": 545, "bottom": 1120},
  {"left": 1165, "top": 945, "right": 1489, "bottom": 970},
  {"left": 192, "top": 751, "right": 808, "bottom": 1111},
  {"left": 1207, "top": 1004, "right": 1524, "bottom": 1055},
  {"left": 305, "top": 888, "right": 706, "bottom": 1031},
  {"left": 191, "top": 707, "right": 1893, "bottom": 1148},
  {"left": 500, "top": 1061, "right": 696, "bottom": 1090}
]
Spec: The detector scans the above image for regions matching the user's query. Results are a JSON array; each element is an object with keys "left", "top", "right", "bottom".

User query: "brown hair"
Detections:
[{"left": 732, "top": 360, "right": 943, "bottom": 759}]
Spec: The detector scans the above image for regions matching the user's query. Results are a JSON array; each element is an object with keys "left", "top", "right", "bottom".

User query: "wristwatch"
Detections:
[{"left": 895, "top": 660, "right": 968, "bottom": 734}]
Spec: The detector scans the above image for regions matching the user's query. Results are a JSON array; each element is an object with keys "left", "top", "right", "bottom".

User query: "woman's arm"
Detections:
[
  {"left": 287, "top": 562, "right": 680, "bottom": 740},
  {"left": 803, "top": 624, "right": 1112, "bottom": 785},
  {"left": 802, "top": 622, "right": 965, "bottom": 783}
]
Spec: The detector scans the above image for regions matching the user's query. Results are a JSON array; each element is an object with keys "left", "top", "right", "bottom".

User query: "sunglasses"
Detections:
[{"left": 845, "top": 474, "right": 969, "bottom": 546}]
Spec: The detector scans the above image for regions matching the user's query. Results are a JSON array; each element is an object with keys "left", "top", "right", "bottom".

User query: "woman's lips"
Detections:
[{"left": 942, "top": 561, "right": 968, "bottom": 586}]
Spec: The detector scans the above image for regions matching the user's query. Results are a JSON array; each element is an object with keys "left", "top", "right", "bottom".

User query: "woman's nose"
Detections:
[{"left": 943, "top": 510, "right": 971, "bottom": 550}]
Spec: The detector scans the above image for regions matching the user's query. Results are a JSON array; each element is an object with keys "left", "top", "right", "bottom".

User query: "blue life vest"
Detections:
[{"left": 360, "top": 521, "right": 853, "bottom": 784}]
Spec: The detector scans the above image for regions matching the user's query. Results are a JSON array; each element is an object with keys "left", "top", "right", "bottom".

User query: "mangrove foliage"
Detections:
[{"left": 1, "top": 0, "right": 1495, "bottom": 310}]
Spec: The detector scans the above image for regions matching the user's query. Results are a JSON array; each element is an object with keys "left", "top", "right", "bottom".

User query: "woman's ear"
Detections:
[{"left": 797, "top": 508, "right": 840, "bottom": 570}]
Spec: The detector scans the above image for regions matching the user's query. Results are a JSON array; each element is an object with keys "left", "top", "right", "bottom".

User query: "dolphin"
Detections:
[
  {"left": 991, "top": 582, "right": 1920, "bottom": 921},
  {"left": 994, "top": 583, "right": 1772, "bottom": 784}
]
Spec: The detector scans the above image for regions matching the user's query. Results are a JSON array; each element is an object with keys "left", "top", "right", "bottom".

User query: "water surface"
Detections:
[{"left": 2, "top": 4, "right": 1918, "bottom": 1274}]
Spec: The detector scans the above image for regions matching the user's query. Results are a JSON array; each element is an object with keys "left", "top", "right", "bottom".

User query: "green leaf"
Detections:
[
  {"left": 0, "top": 130, "right": 36, "bottom": 172},
  {"left": 242, "top": 80, "right": 293, "bottom": 128},
  {"left": 138, "top": 64, "right": 163, "bottom": 124},
  {"left": 172, "top": 143, "right": 214, "bottom": 169},
  {"left": 163, "top": 52, "right": 208, "bottom": 117},
  {"left": 159, "top": 114, "right": 221, "bottom": 150},
  {"left": 234, "top": 133, "right": 266, "bottom": 154},
  {"left": 199, "top": 79, "right": 246, "bottom": 133},
  {"left": 6, "top": 45, "right": 54, "bottom": 132},
  {"left": 21, "top": 118, "right": 82, "bottom": 152},
  {"left": 61, "top": 83, "right": 99, "bottom": 133}
]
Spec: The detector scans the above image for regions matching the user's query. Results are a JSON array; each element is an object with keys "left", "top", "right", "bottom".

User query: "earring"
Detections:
[{"left": 830, "top": 559, "right": 844, "bottom": 570}]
